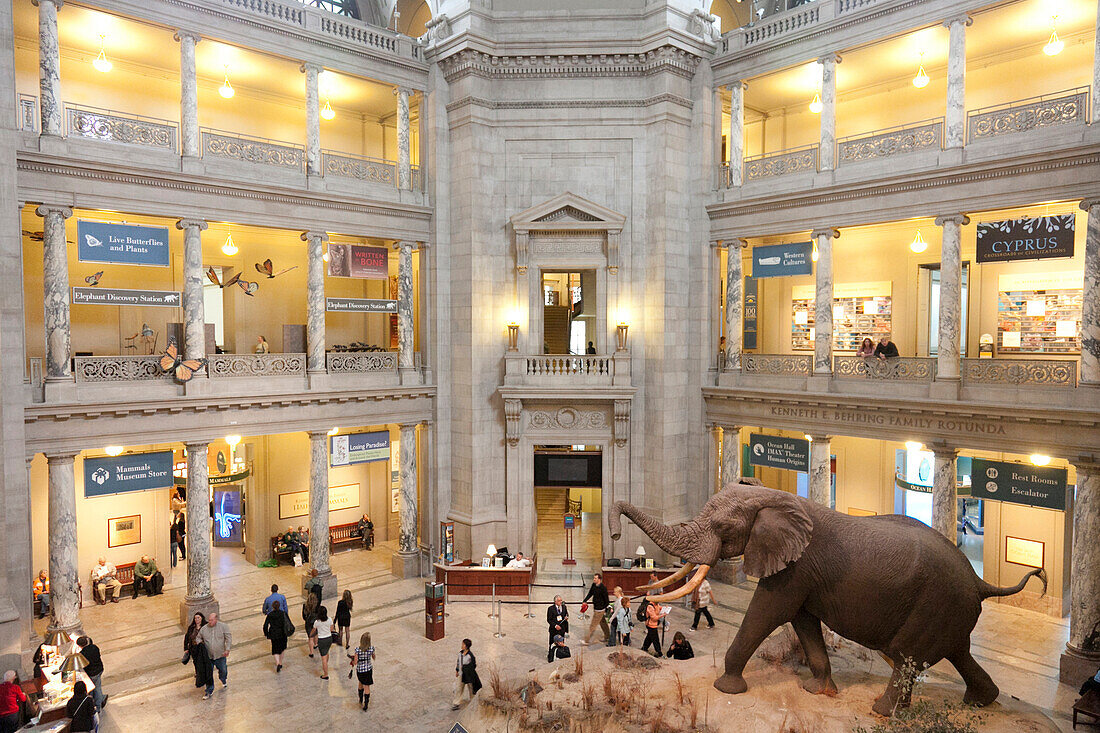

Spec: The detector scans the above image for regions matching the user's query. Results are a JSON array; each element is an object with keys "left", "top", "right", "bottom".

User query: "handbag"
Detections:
[
  {"left": 283, "top": 613, "right": 295, "bottom": 637},
  {"left": 181, "top": 650, "right": 191, "bottom": 665}
]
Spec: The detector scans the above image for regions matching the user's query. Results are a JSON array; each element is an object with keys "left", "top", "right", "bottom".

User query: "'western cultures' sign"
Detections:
[
  {"left": 970, "top": 458, "right": 1067, "bottom": 510},
  {"left": 976, "top": 214, "right": 1075, "bottom": 263},
  {"left": 84, "top": 450, "right": 174, "bottom": 498},
  {"left": 748, "top": 433, "right": 810, "bottom": 473},
  {"left": 743, "top": 276, "right": 758, "bottom": 350},
  {"left": 751, "top": 242, "right": 813, "bottom": 279},
  {"left": 72, "top": 287, "right": 181, "bottom": 307},
  {"left": 325, "top": 297, "right": 398, "bottom": 313},
  {"left": 330, "top": 431, "right": 390, "bottom": 467},
  {"left": 327, "top": 243, "right": 388, "bottom": 279},
  {"left": 77, "top": 220, "right": 171, "bottom": 267}
]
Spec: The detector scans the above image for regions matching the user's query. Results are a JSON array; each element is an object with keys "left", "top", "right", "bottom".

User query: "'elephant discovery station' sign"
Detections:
[
  {"left": 748, "top": 433, "right": 810, "bottom": 473},
  {"left": 84, "top": 450, "right": 174, "bottom": 498},
  {"left": 969, "top": 458, "right": 1068, "bottom": 510}
]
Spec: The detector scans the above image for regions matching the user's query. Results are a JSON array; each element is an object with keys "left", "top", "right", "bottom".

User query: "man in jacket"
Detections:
[
  {"left": 199, "top": 612, "right": 232, "bottom": 699},
  {"left": 133, "top": 555, "right": 163, "bottom": 597},
  {"left": 580, "top": 573, "right": 611, "bottom": 646},
  {"left": 546, "top": 596, "right": 569, "bottom": 649},
  {"left": 92, "top": 558, "right": 121, "bottom": 604},
  {"left": 76, "top": 636, "right": 107, "bottom": 710},
  {"left": 262, "top": 584, "right": 287, "bottom": 616},
  {"left": 32, "top": 570, "right": 49, "bottom": 618},
  {"left": 357, "top": 514, "right": 374, "bottom": 550}
]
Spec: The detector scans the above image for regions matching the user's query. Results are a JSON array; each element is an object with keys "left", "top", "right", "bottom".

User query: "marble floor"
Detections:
[{"left": 77, "top": 548, "right": 1081, "bottom": 732}]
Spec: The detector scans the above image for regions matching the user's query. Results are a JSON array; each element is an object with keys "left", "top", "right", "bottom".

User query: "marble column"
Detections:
[
  {"left": 724, "top": 240, "right": 743, "bottom": 370},
  {"left": 935, "top": 215, "right": 968, "bottom": 381},
  {"left": 46, "top": 452, "right": 80, "bottom": 634},
  {"left": 396, "top": 87, "right": 411, "bottom": 190},
  {"left": 1081, "top": 200, "right": 1100, "bottom": 386},
  {"left": 176, "top": 219, "right": 208, "bottom": 362},
  {"left": 392, "top": 423, "right": 419, "bottom": 578},
  {"left": 1094, "top": 7, "right": 1100, "bottom": 124},
  {"left": 175, "top": 31, "right": 200, "bottom": 159},
  {"left": 818, "top": 54, "right": 840, "bottom": 171},
  {"left": 302, "top": 231, "right": 328, "bottom": 374},
  {"left": 1066, "top": 464, "right": 1100, "bottom": 674},
  {"left": 180, "top": 442, "right": 218, "bottom": 625},
  {"left": 720, "top": 426, "right": 741, "bottom": 490},
  {"left": 306, "top": 430, "right": 336, "bottom": 596},
  {"left": 34, "top": 0, "right": 63, "bottom": 137},
  {"left": 36, "top": 204, "right": 72, "bottom": 381},
  {"left": 396, "top": 241, "right": 415, "bottom": 370},
  {"left": 808, "top": 436, "right": 832, "bottom": 507},
  {"left": 944, "top": 15, "right": 971, "bottom": 149},
  {"left": 302, "top": 63, "right": 321, "bottom": 177},
  {"left": 931, "top": 448, "right": 958, "bottom": 541},
  {"left": 728, "top": 81, "right": 744, "bottom": 187},
  {"left": 811, "top": 228, "right": 837, "bottom": 375}
]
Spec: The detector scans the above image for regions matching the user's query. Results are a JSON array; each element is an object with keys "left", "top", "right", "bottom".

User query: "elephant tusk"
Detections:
[
  {"left": 637, "top": 563, "right": 695, "bottom": 592},
  {"left": 643, "top": 565, "right": 711, "bottom": 604}
]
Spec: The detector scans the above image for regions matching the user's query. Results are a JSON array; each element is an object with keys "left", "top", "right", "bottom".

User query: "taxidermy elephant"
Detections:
[{"left": 609, "top": 479, "right": 1045, "bottom": 716}]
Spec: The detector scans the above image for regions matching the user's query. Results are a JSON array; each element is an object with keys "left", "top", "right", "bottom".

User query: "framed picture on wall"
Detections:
[
  {"left": 107, "top": 515, "right": 141, "bottom": 548},
  {"left": 391, "top": 487, "right": 399, "bottom": 513}
]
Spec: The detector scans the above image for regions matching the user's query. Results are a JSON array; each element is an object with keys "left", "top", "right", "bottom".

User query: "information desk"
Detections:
[
  {"left": 601, "top": 566, "right": 686, "bottom": 597},
  {"left": 22, "top": 644, "right": 95, "bottom": 725},
  {"left": 434, "top": 561, "right": 535, "bottom": 597}
]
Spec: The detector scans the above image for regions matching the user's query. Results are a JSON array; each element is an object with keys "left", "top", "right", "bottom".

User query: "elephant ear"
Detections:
[{"left": 742, "top": 494, "right": 813, "bottom": 579}]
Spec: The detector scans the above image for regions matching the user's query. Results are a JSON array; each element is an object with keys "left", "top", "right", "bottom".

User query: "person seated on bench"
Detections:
[
  {"left": 133, "top": 555, "right": 164, "bottom": 597},
  {"left": 505, "top": 552, "right": 531, "bottom": 569},
  {"left": 92, "top": 558, "right": 122, "bottom": 604},
  {"left": 33, "top": 570, "right": 50, "bottom": 619},
  {"left": 297, "top": 525, "right": 310, "bottom": 552},
  {"left": 357, "top": 514, "right": 374, "bottom": 550},
  {"left": 1082, "top": 667, "right": 1100, "bottom": 697},
  {"left": 277, "top": 526, "right": 308, "bottom": 562}
]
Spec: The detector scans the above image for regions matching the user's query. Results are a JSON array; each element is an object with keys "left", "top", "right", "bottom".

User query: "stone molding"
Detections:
[
  {"left": 527, "top": 406, "right": 608, "bottom": 432},
  {"left": 445, "top": 93, "right": 693, "bottom": 113},
  {"left": 613, "top": 400, "right": 630, "bottom": 447},
  {"left": 440, "top": 46, "right": 702, "bottom": 83},
  {"left": 504, "top": 398, "right": 521, "bottom": 446},
  {"left": 934, "top": 214, "right": 970, "bottom": 227}
]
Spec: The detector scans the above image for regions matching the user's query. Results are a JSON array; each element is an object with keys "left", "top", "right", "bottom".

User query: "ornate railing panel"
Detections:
[
  {"left": 742, "top": 353, "right": 812, "bottom": 376},
  {"left": 322, "top": 150, "right": 395, "bottom": 185},
  {"left": 716, "top": 163, "right": 732, "bottom": 189},
  {"left": 326, "top": 352, "right": 398, "bottom": 373},
  {"left": 66, "top": 105, "right": 178, "bottom": 152},
  {"left": 961, "top": 358, "right": 1077, "bottom": 388},
  {"left": 74, "top": 356, "right": 173, "bottom": 383},
  {"left": 836, "top": 0, "right": 882, "bottom": 13},
  {"left": 201, "top": 129, "right": 305, "bottom": 170},
  {"left": 744, "top": 145, "right": 818, "bottom": 181},
  {"left": 525, "top": 356, "right": 612, "bottom": 377},
  {"left": 411, "top": 165, "right": 423, "bottom": 191},
  {"left": 743, "top": 3, "right": 821, "bottom": 46},
  {"left": 968, "top": 88, "right": 1089, "bottom": 143},
  {"left": 208, "top": 353, "right": 305, "bottom": 377},
  {"left": 318, "top": 15, "right": 396, "bottom": 51},
  {"left": 834, "top": 356, "right": 936, "bottom": 381},
  {"left": 838, "top": 119, "right": 942, "bottom": 164},
  {"left": 18, "top": 94, "right": 37, "bottom": 133}
]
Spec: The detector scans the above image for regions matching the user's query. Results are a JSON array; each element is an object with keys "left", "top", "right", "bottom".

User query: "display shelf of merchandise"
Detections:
[
  {"left": 791, "top": 282, "right": 893, "bottom": 352},
  {"left": 997, "top": 273, "right": 1082, "bottom": 354}
]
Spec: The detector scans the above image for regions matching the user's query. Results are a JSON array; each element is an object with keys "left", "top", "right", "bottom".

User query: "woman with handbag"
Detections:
[
  {"left": 65, "top": 681, "right": 97, "bottom": 732},
  {"left": 263, "top": 600, "right": 292, "bottom": 673},
  {"left": 302, "top": 593, "right": 319, "bottom": 658},
  {"left": 183, "top": 612, "right": 212, "bottom": 693},
  {"left": 334, "top": 590, "right": 353, "bottom": 649}
]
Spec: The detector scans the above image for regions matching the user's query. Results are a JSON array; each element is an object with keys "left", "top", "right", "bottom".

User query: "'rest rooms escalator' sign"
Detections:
[
  {"left": 969, "top": 458, "right": 1067, "bottom": 510},
  {"left": 975, "top": 213, "right": 1075, "bottom": 263}
]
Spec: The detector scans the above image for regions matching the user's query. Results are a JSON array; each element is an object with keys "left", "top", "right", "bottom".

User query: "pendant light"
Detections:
[
  {"left": 93, "top": 35, "right": 113, "bottom": 73},
  {"left": 811, "top": 239, "right": 819, "bottom": 262},
  {"left": 809, "top": 93, "right": 823, "bottom": 114},
  {"left": 1043, "top": 16, "right": 1064, "bottom": 56},
  {"left": 909, "top": 230, "right": 928, "bottom": 253},
  {"left": 219, "top": 65, "right": 235, "bottom": 99},
  {"left": 320, "top": 97, "right": 335, "bottom": 121},
  {"left": 912, "top": 52, "right": 929, "bottom": 89},
  {"left": 221, "top": 231, "right": 238, "bottom": 256},
  {"left": 1030, "top": 454, "right": 1051, "bottom": 466}
]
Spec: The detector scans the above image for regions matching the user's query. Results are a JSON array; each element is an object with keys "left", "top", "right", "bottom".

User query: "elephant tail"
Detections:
[{"left": 978, "top": 567, "right": 1047, "bottom": 600}]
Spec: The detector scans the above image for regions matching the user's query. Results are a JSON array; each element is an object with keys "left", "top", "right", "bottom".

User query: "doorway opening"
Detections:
[
  {"left": 542, "top": 271, "right": 596, "bottom": 354},
  {"left": 923, "top": 263, "right": 970, "bottom": 356},
  {"left": 533, "top": 446, "right": 603, "bottom": 571}
]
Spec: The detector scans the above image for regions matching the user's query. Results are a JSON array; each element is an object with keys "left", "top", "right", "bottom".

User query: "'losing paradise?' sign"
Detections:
[
  {"left": 976, "top": 214, "right": 1075, "bottom": 264},
  {"left": 330, "top": 431, "right": 390, "bottom": 467},
  {"left": 751, "top": 242, "right": 813, "bottom": 279},
  {"left": 78, "top": 220, "right": 171, "bottom": 267},
  {"left": 748, "top": 433, "right": 810, "bottom": 473},
  {"left": 84, "top": 450, "right": 174, "bottom": 498},
  {"left": 72, "top": 287, "right": 181, "bottom": 307},
  {"left": 326, "top": 297, "right": 398, "bottom": 313},
  {"left": 970, "top": 458, "right": 1067, "bottom": 511}
]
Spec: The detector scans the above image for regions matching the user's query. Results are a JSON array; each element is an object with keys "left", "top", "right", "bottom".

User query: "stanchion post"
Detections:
[
  {"left": 489, "top": 583, "right": 497, "bottom": 618},
  {"left": 494, "top": 600, "right": 505, "bottom": 638},
  {"left": 444, "top": 581, "right": 450, "bottom": 617}
]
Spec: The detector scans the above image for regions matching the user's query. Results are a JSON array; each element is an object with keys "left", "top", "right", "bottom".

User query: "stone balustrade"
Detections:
[
  {"left": 326, "top": 351, "right": 398, "bottom": 373},
  {"left": 740, "top": 353, "right": 812, "bottom": 375},
  {"left": 967, "top": 88, "right": 1089, "bottom": 143},
  {"left": 833, "top": 356, "right": 936, "bottom": 381},
  {"left": 207, "top": 353, "right": 306, "bottom": 377},
  {"left": 961, "top": 358, "right": 1078, "bottom": 388},
  {"left": 66, "top": 104, "right": 178, "bottom": 152},
  {"left": 504, "top": 353, "right": 631, "bottom": 387},
  {"left": 838, "top": 119, "right": 943, "bottom": 164},
  {"left": 743, "top": 145, "right": 818, "bottom": 182},
  {"left": 322, "top": 150, "right": 396, "bottom": 185},
  {"left": 202, "top": 128, "right": 305, "bottom": 170},
  {"left": 74, "top": 356, "right": 173, "bottom": 383}
]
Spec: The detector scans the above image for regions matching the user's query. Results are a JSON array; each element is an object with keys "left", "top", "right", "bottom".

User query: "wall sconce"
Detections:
[
  {"left": 507, "top": 322, "right": 519, "bottom": 351},
  {"left": 616, "top": 323, "right": 629, "bottom": 351}
]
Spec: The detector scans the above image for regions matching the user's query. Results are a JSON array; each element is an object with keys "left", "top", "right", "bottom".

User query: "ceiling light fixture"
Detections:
[
  {"left": 93, "top": 35, "right": 113, "bottom": 73},
  {"left": 327, "top": 427, "right": 339, "bottom": 436},
  {"left": 320, "top": 97, "right": 335, "bottom": 121},
  {"left": 909, "top": 230, "right": 928, "bottom": 253},
  {"left": 905, "top": 441, "right": 923, "bottom": 452},
  {"left": 811, "top": 240, "right": 819, "bottom": 262},
  {"left": 809, "top": 92, "right": 823, "bottom": 114},
  {"left": 225, "top": 435, "right": 241, "bottom": 447},
  {"left": 219, "top": 66, "right": 235, "bottom": 99},
  {"left": 104, "top": 446, "right": 124, "bottom": 456},
  {"left": 1030, "top": 454, "right": 1051, "bottom": 466},
  {"left": 221, "top": 233, "right": 238, "bottom": 256},
  {"left": 1043, "top": 16, "right": 1064, "bottom": 56},
  {"left": 912, "top": 52, "right": 929, "bottom": 89}
]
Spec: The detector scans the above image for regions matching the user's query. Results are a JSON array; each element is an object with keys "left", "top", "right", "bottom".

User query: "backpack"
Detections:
[{"left": 636, "top": 598, "right": 649, "bottom": 623}]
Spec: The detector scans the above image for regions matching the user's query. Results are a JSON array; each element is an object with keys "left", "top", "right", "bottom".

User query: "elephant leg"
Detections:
[
  {"left": 790, "top": 609, "right": 837, "bottom": 696},
  {"left": 714, "top": 584, "right": 802, "bottom": 695},
  {"left": 949, "top": 649, "right": 999, "bottom": 707},
  {"left": 872, "top": 655, "right": 908, "bottom": 717}
]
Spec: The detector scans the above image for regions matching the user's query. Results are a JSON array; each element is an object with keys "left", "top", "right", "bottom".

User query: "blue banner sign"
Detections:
[
  {"left": 84, "top": 450, "right": 174, "bottom": 498},
  {"left": 78, "top": 220, "right": 170, "bottom": 267},
  {"left": 330, "top": 431, "right": 390, "bottom": 467},
  {"left": 752, "top": 242, "right": 813, "bottom": 279}
]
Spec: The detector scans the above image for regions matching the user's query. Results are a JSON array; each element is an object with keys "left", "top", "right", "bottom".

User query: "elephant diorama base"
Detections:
[{"left": 609, "top": 479, "right": 1046, "bottom": 717}]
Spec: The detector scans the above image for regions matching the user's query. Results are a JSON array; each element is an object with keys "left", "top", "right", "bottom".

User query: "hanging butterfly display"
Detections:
[
  {"left": 206, "top": 266, "right": 241, "bottom": 289},
  {"left": 237, "top": 279, "right": 258, "bottom": 296},
  {"left": 22, "top": 230, "right": 73, "bottom": 244},
  {"left": 159, "top": 339, "right": 206, "bottom": 383},
  {"left": 255, "top": 259, "right": 297, "bottom": 279},
  {"left": 84, "top": 271, "right": 104, "bottom": 286}
]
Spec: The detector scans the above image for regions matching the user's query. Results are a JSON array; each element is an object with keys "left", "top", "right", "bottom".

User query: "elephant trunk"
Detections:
[{"left": 609, "top": 501, "right": 700, "bottom": 560}]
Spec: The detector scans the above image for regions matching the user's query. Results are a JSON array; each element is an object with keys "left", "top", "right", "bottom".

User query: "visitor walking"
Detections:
[
  {"left": 0, "top": 670, "right": 26, "bottom": 733},
  {"left": 64, "top": 681, "right": 96, "bottom": 732},
  {"left": 170, "top": 520, "right": 185, "bottom": 568},
  {"left": 263, "top": 600, "right": 292, "bottom": 673},
  {"left": 303, "top": 592, "right": 319, "bottom": 658},
  {"left": 451, "top": 639, "right": 481, "bottom": 711},
  {"left": 690, "top": 572, "right": 716, "bottom": 631},
  {"left": 313, "top": 605, "right": 335, "bottom": 679},
  {"left": 580, "top": 573, "right": 611, "bottom": 646},
  {"left": 263, "top": 584, "right": 287, "bottom": 616},
  {"left": 76, "top": 636, "right": 107, "bottom": 710},
  {"left": 335, "top": 590, "right": 353, "bottom": 648},
  {"left": 615, "top": 593, "right": 633, "bottom": 647},
  {"left": 546, "top": 596, "right": 569, "bottom": 649},
  {"left": 183, "top": 612, "right": 211, "bottom": 692},
  {"left": 199, "top": 612, "right": 232, "bottom": 699},
  {"left": 351, "top": 632, "right": 376, "bottom": 711},
  {"left": 641, "top": 600, "right": 663, "bottom": 657}
]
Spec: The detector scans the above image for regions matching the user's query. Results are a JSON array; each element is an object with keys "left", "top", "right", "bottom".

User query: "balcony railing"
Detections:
[
  {"left": 967, "top": 87, "right": 1089, "bottom": 143},
  {"left": 744, "top": 144, "right": 818, "bottom": 182},
  {"left": 412, "top": 164, "right": 423, "bottom": 192},
  {"left": 961, "top": 358, "right": 1077, "bottom": 388},
  {"left": 207, "top": 353, "right": 306, "bottom": 377},
  {"left": 837, "top": 118, "right": 943, "bottom": 165},
  {"left": 323, "top": 149, "right": 396, "bottom": 184},
  {"left": 326, "top": 351, "right": 398, "bottom": 373},
  {"left": 65, "top": 104, "right": 178, "bottom": 152},
  {"left": 17, "top": 94, "right": 37, "bottom": 133},
  {"left": 833, "top": 356, "right": 936, "bottom": 381},
  {"left": 201, "top": 128, "right": 305, "bottom": 170},
  {"left": 524, "top": 355, "right": 613, "bottom": 378},
  {"left": 504, "top": 352, "right": 630, "bottom": 387},
  {"left": 741, "top": 353, "right": 812, "bottom": 376},
  {"left": 74, "top": 356, "right": 173, "bottom": 384}
]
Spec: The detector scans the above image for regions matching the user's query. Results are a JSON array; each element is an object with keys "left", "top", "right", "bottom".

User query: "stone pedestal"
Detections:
[
  {"left": 391, "top": 552, "right": 419, "bottom": 579},
  {"left": 300, "top": 572, "right": 338, "bottom": 600},
  {"left": 178, "top": 596, "right": 220, "bottom": 628}
]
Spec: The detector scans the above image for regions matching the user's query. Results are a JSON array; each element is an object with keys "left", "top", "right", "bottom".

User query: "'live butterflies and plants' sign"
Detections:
[
  {"left": 84, "top": 450, "right": 174, "bottom": 498},
  {"left": 77, "top": 221, "right": 171, "bottom": 267},
  {"left": 976, "top": 214, "right": 1075, "bottom": 263}
]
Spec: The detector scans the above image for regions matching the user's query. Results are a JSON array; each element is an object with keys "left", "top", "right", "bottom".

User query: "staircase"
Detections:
[
  {"left": 543, "top": 306, "right": 572, "bottom": 354},
  {"left": 535, "top": 486, "right": 568, "bottom": 517}
]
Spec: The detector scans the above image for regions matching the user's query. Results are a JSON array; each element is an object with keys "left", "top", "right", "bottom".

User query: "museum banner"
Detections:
[
  {"left": 969, "top": 458, "right": 1067, "bottom": 510},
  {"left": 84, "top": 450, "right": 174, "bottom": 498},
  {"left": 77, "top": 220, "right": 171, "bottom": 267},
  {"left": 975, "top": 213, "right": 1075, "bottom": 263},
  {"left": 326, "top": 243, "right": 388, "bottom": 279},
  {"left": 330, "top": 431, "right": 390, "bottom": 467},
  {"left": 751, "top": 242, "right": 813, "bottom": 279},
  {"left": 743, "top": 276, "right": 758, "bottom": 350},
  {"left": 748, "top": 433, "right": 810, "bottom": 472}
]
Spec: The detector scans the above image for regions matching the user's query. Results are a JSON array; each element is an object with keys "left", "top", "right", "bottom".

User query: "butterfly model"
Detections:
[
  {"left": 84, "top": 271, "right": 104, "bottom": 286},
  {"left": 21, "top": 230, "right": 44, "bottom": 242},
  {"left": 255, "top": 259, "right": 298, "bottom": 279},
  {"left": 237, "top": 279, "right": 258, "bottom": 296},
  {"left": 159, "top": 339, "right": 206, "bottom": 383},
  {"left": 206, "top": 267, "right": 241, "bottom": 289}
]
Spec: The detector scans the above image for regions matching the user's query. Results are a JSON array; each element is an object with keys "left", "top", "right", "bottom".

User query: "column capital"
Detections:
[
  {"left": 1073, "top": 460, "right": 1100, "bottom": 478},
  {"left": 717, "top": 238, "right": 748, "bottom": 249},
  {"left": 1080, "top": 199, "right": 1100, "bottom": 213},
  {"left": 726, "top": 80, "right": 747, "bottom": 93},
  {"left": 398, "top": 421, "right": 420, "bottom": 431},
  {"left": 34, "top": 204, "right": 72, "bottom": 219},
  {"left": 818, "top": 53, "right": 842, "bottom": 66},
  {"left": 943, "top": 13, "right": 973, "bottom": 28},
  {"left": 44, "top": 451, "right": 78, "bottom": 463},
  {"left": 722, "top": 424, "right": 743, "bottom": 433},
  {"left": 175, "top": 218, "right": 208, "bottom": 232},
  {"left": 299, "top": 61, "right": 322, "bottom": 75},
  {"left": 810, "top": 228, "right": 839, "bottom": 240},
  {"left": 392, "top": 240, "right": 414, "bottom": 251},
  {"left": 807, "top": 434, "right": 832, "bottom": 443},
  {"left": 300, "top": 231, "right": 328, "bottom": 244},
  {"left": 173, "top": 30, "right": 201, "bottom": 44},
  {"left": 31, "top": 0, "right": 63, "bottom": 8},
  {"left": 931, "top": 446, "right": 959, "bottom": 459},
  {"left": 182, "top": 440, "right": 209, "bottom": 451},
  {"left": 393, "top": 86, "right": 414, "bottom": 97},
  {"left": 934, "top": 214, "right": 970, "bottom": 227},
  {"left": 306, "top": 430, "right": 329, "bottom": 440}
]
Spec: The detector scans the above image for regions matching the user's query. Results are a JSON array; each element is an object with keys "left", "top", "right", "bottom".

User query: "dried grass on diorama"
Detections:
[{"left": 573, "top": 648, "right": 584, "bottom": 676}]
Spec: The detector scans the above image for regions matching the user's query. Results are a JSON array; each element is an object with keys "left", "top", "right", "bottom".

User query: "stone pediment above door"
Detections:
[{"left": 509, "top": 192, "right": 626, "bottom": 274}]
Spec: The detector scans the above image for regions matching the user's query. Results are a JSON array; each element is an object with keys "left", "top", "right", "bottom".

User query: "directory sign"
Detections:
[
  {"left": 748, "top": 433, "right": 810, "bottom": 473},
  {"left": 751, "top": 242, "right": 813, "bottom": 279},
  {"left": 84, "top": 450, "right": 174, "bottom": 498},
  {"left": 330, "top": 431, "right": 390, "bottom": 467},
  {"left": 325, "top": 297, "right": 398, "bottom": 313},
  {"left": 77, "top": 220, "right": 170, "bottom": 267},
  {"left": 72, "top": 287, "right": 181, "bottom": 307},
  {"left": 970, "top": 458, "right": 1067, "bottom": 510}
]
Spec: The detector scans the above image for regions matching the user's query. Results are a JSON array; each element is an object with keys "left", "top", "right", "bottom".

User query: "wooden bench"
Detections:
[
  {"left": 87, "top": 562, "right": 135, "bottom": 604},
  {"left": 329, "top": 522, "right": 364, "bottom": 553},
  {"left": 271, "top": 536, "right": 298, "bottom": 565},
  {"left": 1074, "top": 689, "right": 1100, "bottom": 729}
]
